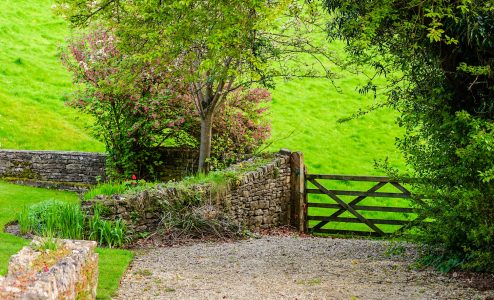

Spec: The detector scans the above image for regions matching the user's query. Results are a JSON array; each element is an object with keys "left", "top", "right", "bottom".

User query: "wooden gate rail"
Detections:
[{"left": 305, "top": 174, "right": 418, "bottom": 236}]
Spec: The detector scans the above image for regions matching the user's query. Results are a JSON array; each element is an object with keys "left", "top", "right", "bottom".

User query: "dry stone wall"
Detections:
[
  {"left": 0, "top": 238, "right": 99, "bottom": 300},
  {"left": 0, "top": 148, "right": 198, "bottom": 191},
  {"left": 0, "top": 150, "right": 106, "bottom": 191},
  {"left": 155, "top": 148, "right": 199, "bottom": 181},
  {"left": 82, "top": 152, "right": 293, "bottom": 235},
  {"left": 222, "top": 155, "right": 291, "bottom": 229}
]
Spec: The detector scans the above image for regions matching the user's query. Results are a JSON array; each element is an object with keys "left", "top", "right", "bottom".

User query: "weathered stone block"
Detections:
[{"left": 0, "top": 238, "right": 98, "bottom": 300}]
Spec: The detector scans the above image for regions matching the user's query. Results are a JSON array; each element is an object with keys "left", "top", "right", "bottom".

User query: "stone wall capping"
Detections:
[{"left": 0, "top": 237, "right": 98, "bottom": 300}]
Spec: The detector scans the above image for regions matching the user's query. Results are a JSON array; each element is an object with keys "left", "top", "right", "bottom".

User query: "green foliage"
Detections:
[
  {"left": 31, "top": 234, "right": 60, "bottom": 252},
  {"left": 62, "top": 30, "right": 195, "bottom": 180},
  {"left": 207, "top": 88, "right": 272, "bottom": 171},
  {"left": 417, "top": 252, "right": 464, "bottom": 273},
  {"left": 88, "top": 206, "right": 127, "bottom": 248},
  {"left": 63, "top": 30, "right": 272, "bottom": 178},
  {"left": 326, "top": 0, "right": 494, "bottom": 271},
  {"left": 84, "top": 179, "right": 158, "bottom": 200},
  {"left": 83, "top": 182, "right": 130, "bottom": 200},
  {"left": 18, "top": 200, "right": 84, "bottom": 239}
]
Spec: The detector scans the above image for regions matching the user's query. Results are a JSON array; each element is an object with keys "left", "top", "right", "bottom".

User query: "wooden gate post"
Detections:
[{"left": 290, "top": 151, "right": 306, "bottom": 232}]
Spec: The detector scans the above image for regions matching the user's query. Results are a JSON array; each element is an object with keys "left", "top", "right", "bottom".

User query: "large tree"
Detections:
[
  {"left": 55, "top": 0, "right": 335, "bottom": 172},
  {"left": 62, "top": 30, "right": 272, "bottom": 179},
  {"left": 325, "top": 0, "right": 494, "bottom": 271}
]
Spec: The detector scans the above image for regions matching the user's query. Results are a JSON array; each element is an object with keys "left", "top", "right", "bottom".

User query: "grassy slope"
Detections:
[
  {"left": 0, "top": 0, "right": 103, "bottom": 152},
  {"left": 269, "top": 77, "right": 404, "bottom": 175},
  {"left": 269, "top": 75, "right": 411, "bottom": 233},
  {"left": 0, "top": 181, "right": 132, "bottom": 299}
]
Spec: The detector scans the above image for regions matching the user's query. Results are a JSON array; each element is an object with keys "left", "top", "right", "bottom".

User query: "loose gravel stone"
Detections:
[{"left": 114, "top": 236, "right": 494, "bottom": 300}]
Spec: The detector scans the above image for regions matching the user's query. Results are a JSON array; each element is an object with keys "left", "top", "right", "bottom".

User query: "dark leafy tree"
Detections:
[{"left": 325, "top": 0, "right": 494, "bottom": 271}]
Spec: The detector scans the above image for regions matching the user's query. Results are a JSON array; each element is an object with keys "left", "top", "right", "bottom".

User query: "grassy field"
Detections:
[
  {"left": 267, "top": 64, "right": 409, "bottom": 234},
  {"left": 0, "top": 0, "right": 103, "bottom": 151},
  {"left": 0, "top": 181, "right": 133, "bottom": 299},
  {"left": 269, "top": 67, "right": 404, "bottom": 175}
]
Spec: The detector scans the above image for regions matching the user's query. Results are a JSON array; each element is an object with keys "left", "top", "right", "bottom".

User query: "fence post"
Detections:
[{"left": 290, "top": 151, "right": 305, "bottom": 232}]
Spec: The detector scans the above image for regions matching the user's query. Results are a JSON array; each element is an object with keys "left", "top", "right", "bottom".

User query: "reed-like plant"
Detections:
[
  {"left": 87, "top": 205, "right": 127, "bottom": 248},
  {"left": 17, "top": 200, "right": 84, "bottom": 239},
  {"left": 17, "top": 200, "right": 127, "bottom": 248}
]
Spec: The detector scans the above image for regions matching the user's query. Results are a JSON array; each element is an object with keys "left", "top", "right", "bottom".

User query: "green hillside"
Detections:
[
  {"left": 269, "top": 77, "right": 404, "bottom": 175},
  {"left": 0, "top": 0, "right": 404, "bottom": 175},
  {"left": 0, "top": 0, "right": 104, "bottom": 152}
]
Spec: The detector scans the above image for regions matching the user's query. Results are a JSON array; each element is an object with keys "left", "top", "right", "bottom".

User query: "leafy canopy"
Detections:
[{"left": 325, "top": 0, "right": 494, "bottom": 271}]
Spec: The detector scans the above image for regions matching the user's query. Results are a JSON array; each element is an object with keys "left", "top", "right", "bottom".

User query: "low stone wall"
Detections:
[
  {"left": 0, "top": 148, "right": 199, "bottom": 191},
  {"left": 82, "top": 152, "right": 293, "bottom": 234},
  {"left": 222, "top": 155, "right": 291, "bottom": 229},
  {"left": 0, "top": 238, "right": 99, "bottom": 300},
  {"left": 156, "top": 148, "right": 199, "bottom": 181},
  {"left": 0, "top": 150, "right": 106, "bottom": 191}
]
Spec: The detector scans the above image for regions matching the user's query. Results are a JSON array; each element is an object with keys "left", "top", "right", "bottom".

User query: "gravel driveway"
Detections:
[{"left": 114, "top": 236, "right": 494, "bottom": 300}]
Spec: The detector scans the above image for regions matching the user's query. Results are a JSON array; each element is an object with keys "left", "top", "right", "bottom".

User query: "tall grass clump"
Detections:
[
  {"left": 87, "top": 205, "right": 127, "bottom": 248},
  {"left": 18, "top": 200, "right": 84, "bottom": 239},
  {"left": 83, "top": 180, "right": 158, "bottom": 200},
  {"left": 17, "top": 200, "right": 127, "bottom": 248},
  {"left": 83, "top": 182, "right": 130, "bottom": 200}
]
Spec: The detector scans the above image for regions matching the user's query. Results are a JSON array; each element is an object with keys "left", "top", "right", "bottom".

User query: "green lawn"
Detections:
[
  {"left": 269, "top": 74, "right": 404, "bottom": 175},
  {"left": 0, "top": 181, "right": 132, "bottom": 299}
]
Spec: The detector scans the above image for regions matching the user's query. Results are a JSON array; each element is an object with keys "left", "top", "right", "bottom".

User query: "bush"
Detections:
[
  {"left": 62, "top": 30, "right": 194, "bottom": 181},
  {"left": 208, "top": 88, "right": 271, "bottom": 170},
  {"left": 326, "top": 0, "right": 494, "bottom": 271},
  {"left": 18, "top": 200, "right": 84, "bottom": 240}
]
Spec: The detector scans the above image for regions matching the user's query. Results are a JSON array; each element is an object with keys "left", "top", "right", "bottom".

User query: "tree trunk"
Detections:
[{"left": 198, "top": 112, "right": 214, "bottom": 173}]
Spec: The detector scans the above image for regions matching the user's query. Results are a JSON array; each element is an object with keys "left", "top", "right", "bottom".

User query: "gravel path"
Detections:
[{"left": 114, "top": 236, "right": 494, "bottom": 300}]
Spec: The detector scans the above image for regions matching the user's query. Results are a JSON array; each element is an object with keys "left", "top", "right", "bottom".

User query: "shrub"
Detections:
[
  {"left": 62, "top": 30, "right": 194, "bottom": 180},
  {"left": 326, "top": 0, "right": 494, "bottom": 271}
]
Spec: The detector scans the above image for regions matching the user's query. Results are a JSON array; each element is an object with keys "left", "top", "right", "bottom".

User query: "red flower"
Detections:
[{"left": 131, "top": 175, "right": 137, "bottom": 180}]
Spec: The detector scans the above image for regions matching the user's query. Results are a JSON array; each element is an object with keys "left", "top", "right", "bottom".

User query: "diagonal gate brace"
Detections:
[
  {"left": 312, "top": 181, "right": 387, "bottom": 230},
  {"left": 308, "top": 178, "right": 385, "bottom": 235}
]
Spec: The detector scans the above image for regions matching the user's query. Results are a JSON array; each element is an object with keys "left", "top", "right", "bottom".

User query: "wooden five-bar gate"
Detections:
[
  {"left": 305, "top": 174, "right": 417, "bottom": 236},
  {"left": 287, "top": 151, "right": 419, "bottom": 236}
]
